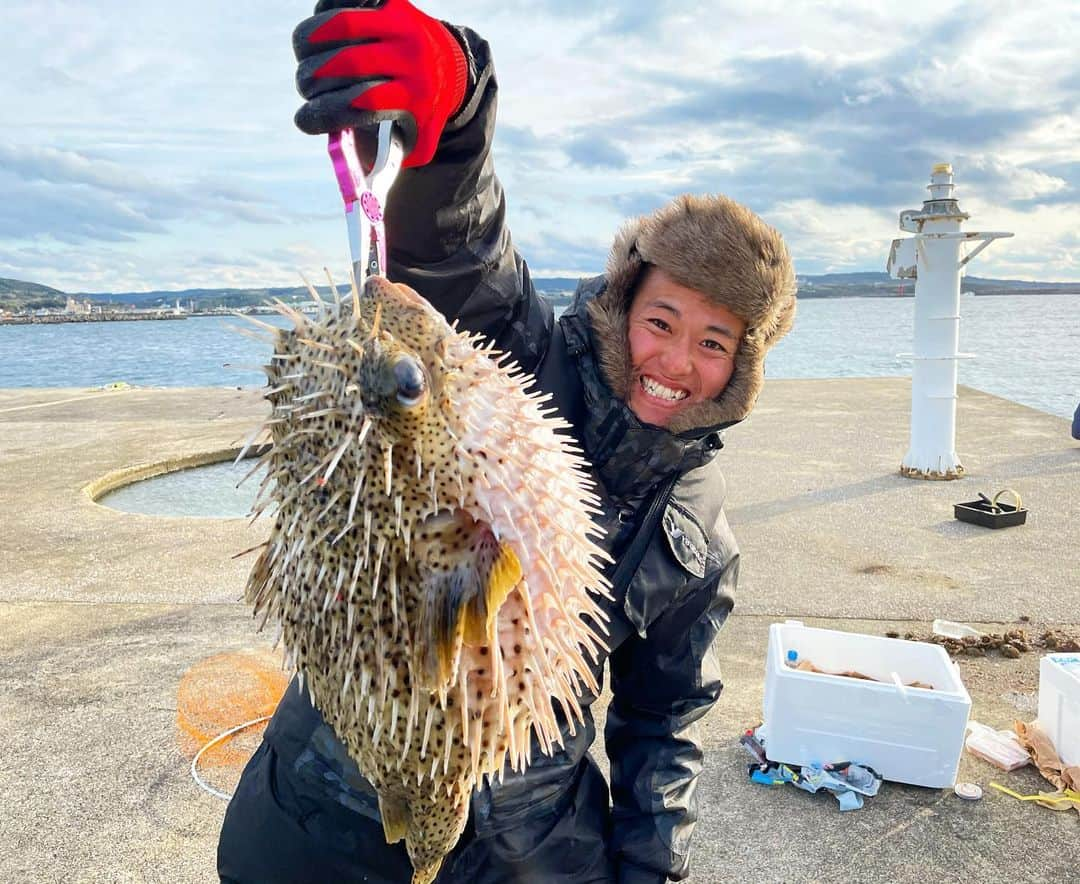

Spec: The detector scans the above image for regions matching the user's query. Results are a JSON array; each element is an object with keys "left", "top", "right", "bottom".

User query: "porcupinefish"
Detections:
[{"left": 241, "top": 275, "right": 611, "bottom": 884}]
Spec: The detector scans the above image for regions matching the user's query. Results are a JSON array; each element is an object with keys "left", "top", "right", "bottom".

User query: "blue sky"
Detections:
[{"left": 2, "top": 0, "right": 1078, "bottom": 292}]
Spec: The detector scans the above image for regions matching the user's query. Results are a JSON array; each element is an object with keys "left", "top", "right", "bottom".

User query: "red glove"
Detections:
[{"left": 294, "top": 0, "right": 468, "bottom": 168}]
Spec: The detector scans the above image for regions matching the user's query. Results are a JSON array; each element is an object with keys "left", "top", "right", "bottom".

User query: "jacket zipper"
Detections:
[{"left": 608, "top": 472, "right": 679, "bottom": 599}]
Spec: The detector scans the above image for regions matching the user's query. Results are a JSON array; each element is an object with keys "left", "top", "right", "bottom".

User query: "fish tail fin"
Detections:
[
  {"left": 411, "top": 868, "right": 438, "bottom": 884},
  {"left": 405, "top": 797, "right": 468, "bottom": 884}
]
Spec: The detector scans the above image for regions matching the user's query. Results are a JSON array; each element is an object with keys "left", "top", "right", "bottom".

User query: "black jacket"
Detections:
[{"left": 219, "top": 28, "right": 739, "bottom": 884}]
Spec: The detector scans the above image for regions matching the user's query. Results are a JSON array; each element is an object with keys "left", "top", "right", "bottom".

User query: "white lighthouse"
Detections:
[{"left": 887, "top": 164, "right": 1012, "bottom": 480}]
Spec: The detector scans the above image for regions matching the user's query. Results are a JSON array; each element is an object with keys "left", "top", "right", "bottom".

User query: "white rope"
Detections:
[{"left": 190, "top": 715, "right": 272, "bottom": 801}]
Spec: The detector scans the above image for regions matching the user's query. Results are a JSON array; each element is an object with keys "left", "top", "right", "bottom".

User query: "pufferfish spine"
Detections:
[{"left": 240, "top": 275, "right": 611, "bottom": 884}]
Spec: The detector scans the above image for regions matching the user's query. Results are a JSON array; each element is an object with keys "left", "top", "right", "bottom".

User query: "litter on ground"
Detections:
[{"left": 740, "top": 727, "right": 883, "bottom": 812}]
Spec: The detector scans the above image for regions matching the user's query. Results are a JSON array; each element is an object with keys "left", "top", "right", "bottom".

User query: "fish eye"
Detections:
[{"left": 393, "top": 357, "right": 427, "bottom": 407}]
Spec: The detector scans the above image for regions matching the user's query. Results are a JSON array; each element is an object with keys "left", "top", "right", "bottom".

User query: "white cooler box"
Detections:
[
  {"left": 762, "top": 621, "right": 971, "bottom": 788},
  {"left": 1037, "top": 653, "right": 1080, "bottom": 768}
]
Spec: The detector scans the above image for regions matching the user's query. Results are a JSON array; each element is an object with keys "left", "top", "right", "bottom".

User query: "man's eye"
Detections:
[
  {"left": 702, "top": 340, "right": 731, "bottom": 355},
  {"left": 647, "top": 318, "right": 671, "bottom": 332}
]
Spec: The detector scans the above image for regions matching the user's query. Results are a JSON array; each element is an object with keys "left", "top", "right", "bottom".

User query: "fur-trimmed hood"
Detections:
[{"left": 587, "top": 194, "right": 797, "bottom": 433}]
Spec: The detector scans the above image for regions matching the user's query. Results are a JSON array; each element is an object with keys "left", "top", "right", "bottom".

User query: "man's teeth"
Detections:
[{"left": 641, "top": 376, "right": 688, "bottom": 401}]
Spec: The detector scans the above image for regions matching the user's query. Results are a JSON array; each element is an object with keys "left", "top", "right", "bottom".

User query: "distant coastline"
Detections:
[
  {"left": 2, "top": 272, "right": 1078, "bottom": 318},
  {"left": 1, "top": 293, "right": 1075, "bottom": 420}
]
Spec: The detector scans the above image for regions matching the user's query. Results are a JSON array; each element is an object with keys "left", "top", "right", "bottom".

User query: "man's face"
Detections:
[{"left": 626, "top": 267, "right": 746, "bottom": 428}]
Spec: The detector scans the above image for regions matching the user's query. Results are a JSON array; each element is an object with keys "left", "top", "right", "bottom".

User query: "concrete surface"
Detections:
[{"left": 0, "top": 380, "right": 1077, "bottom": 883}]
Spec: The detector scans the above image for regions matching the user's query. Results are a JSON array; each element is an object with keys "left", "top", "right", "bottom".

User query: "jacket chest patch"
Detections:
[
  {"left": 662, "top": 502, "right": 708, "bottom": 579},
  {"left": 621, "top": 501, "right": 714, "bottom": 638}
]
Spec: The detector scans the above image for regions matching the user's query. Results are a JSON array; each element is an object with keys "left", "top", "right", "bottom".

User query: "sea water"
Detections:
[
  {"left": 2, "top": 294, "right": 1076, "bottom": 418},
  {"left": 4, "top": 294, "right": 1075, "bottom": 518}
]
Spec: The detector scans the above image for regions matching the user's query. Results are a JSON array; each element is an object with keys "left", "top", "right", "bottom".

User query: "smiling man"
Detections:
[
  {"left": 220, "top": 3, "right": 795, "bottom": 883},
  {"left": 587, "top": 193, "right": 795, "bottom": 438},
  {"left": 626, "top": 268, "right": 746, "bottom": 427}
]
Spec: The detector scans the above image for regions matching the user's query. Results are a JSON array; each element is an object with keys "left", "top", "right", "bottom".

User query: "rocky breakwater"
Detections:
[{"left": 0, "top": 312, "right": 187, "bottom": 325}]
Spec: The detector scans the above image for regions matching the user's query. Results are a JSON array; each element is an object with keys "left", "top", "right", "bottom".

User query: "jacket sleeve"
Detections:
[
  {"left": 604, "top": 555, "right": 738, "bottom": 883},
  {"left": 384, "top": 26, "right": 552, "bottom": 374}
]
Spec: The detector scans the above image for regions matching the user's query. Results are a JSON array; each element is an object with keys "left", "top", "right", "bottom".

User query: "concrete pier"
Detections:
[{"left": 1, "top": 380, "right": 1077, "bottom": 883}]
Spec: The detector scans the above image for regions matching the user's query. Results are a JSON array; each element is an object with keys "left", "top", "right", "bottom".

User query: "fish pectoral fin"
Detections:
[
  {"left": 378, "top": 793, "right": 411, "bottom": 844},
  {"left": 416, "top": 567, "right": 473, "bottom": 689},
  {"left": 461, "top": 541, "right": 521, "bottom": 646},
  {"left": 414, "top": 514, "right": 521, "bottom": 690}
]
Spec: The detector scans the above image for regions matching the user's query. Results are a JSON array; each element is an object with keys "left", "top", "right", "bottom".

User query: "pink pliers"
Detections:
[{"left": 327, "top": 121, "right": 405, "bottom": 289}]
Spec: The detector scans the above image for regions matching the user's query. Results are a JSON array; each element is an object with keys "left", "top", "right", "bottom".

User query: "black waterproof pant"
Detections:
[{"left": 217, "top": 741, "right": 616, "bottom": 884}]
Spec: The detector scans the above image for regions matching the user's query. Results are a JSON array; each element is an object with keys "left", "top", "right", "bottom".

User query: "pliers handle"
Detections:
[{"left": 327, "top": 121, "right": 405, "bottom": 290}]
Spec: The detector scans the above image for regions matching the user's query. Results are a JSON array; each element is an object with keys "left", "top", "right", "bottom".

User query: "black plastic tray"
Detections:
[{"left": 954, "top": 499, "right": 1027, "bottom": 529}]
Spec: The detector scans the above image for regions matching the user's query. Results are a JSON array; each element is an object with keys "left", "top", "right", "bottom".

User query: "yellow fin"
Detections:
[
  {"left": 414, "top": 517, "right": 521, "bottom": 689},
  {"left": 378, "top": 793, "right": 410, "bottom": 844},
  {"left": 463, "top": 543, "right": 521, "bottom": 645}
]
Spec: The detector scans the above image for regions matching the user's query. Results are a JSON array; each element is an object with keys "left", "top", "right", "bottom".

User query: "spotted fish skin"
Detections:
[{"left": 242, "top": 276, "right": 610, "bottom": 884}]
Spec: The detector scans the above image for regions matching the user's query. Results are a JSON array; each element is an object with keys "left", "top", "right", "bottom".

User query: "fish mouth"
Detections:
[{"left": 639, "top": 374, "right": 689, "bottom": 403}]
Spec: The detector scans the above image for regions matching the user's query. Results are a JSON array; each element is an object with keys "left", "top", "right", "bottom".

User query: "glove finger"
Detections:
[
  {"left": 295, "top": 87, "right": 417, "bottom": 156},
  {"left": 294, "top": 11, "right": 349, "bottom": 61},
  {"left": 308, "top": 6, "right": 413, "bottom": 45},
  {"left": 295, "top": 86, "right": 377, "bottom": 135},
  {"left": 295, "top": 9, "right": 390, "bottom": 60},
  {"left": 294, "top": 7, "right": 406, "bottom": 62},
  {"left": 299, "top": 44, "right": 411, "bottom": 99},
  {"left": 314, "top": 0, "right": 384, "bottom": 14},
  {"left": 347, "top": 81, "right": 422, "bottom": 164},
  {"left": 297, "top": 47, "right": 384, "bottom": 100},
  {"left": 347, "top": 79, "right": 410, "bottom": 115}
]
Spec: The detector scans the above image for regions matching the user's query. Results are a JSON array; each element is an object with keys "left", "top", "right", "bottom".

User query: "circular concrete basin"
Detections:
[{"left": 92, "top": 456, "right": 269, "bottom": 518}]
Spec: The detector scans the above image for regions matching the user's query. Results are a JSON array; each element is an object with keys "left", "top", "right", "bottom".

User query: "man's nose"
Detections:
[{"left": 659, "top": 336, "right": 692, "bottom": 376}]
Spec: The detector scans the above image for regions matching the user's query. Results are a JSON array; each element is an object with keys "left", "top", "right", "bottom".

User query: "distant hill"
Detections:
[
  {"left": 799, "top": 272, "right": 891, "bottom": 285},
  {"left": 84, "top": 284, "right": 343, "bottom": 311},
  {"left": 796, "top": 272, "right": 1079, "bottom": 298},
  {"left": 4, "top": 271, "right": 1076, "bottom": 313},
  {"left": 75, "top": 276, "right": 586, "bottom": 309},
  {"left": 77, "top": 272, "right": 1080, "bottom": 305},
  {"left": 961, "top": 276, "right": 1080, "bottom": 296},
  {"left": 0, "top": 277, "right": 67, "bottom": 311}
]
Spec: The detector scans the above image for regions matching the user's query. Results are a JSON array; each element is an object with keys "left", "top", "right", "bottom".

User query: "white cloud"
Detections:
[
  {"left": 0, "top": 0, "right": 1078, "bottom": 289},
  {"left": 962, "top": 157, "right": 1069, "bottom": 202},
  {"left": 766, "top": 199, "right": 901, "bottom": 273},
  {"left": 952, "top": 197, "right": 1080, "bottom": 281}
]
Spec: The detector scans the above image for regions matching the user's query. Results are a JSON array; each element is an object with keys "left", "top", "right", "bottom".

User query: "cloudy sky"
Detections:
[{"left": 2, "top": 0, "right": 1078, "bottom": 293}]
